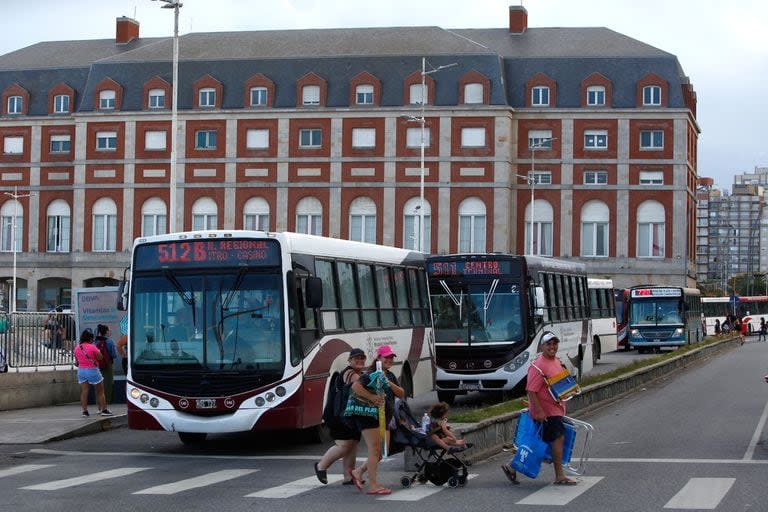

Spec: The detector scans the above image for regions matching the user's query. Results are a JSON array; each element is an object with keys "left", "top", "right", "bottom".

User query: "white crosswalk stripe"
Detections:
[
  {"left": 0, "top": 465, "right": 55, "bottom": 479},
  {"left": 515, "top": 476, "right": 604, "bottom": 506},
  {"left": 244, "top": 474, "right": 344, "bottom": 498},
  {"left": 663, "top": 478, "right": 736, "bottom": 510},
  {"left": 20, "top": 467, "right": 151, "bottom": 491},
  {"left": 135, "top": 469, "right": 259, "bottom": 495},
  {"left": 377, "top": 473, "right": 478, "bottom": 501}
]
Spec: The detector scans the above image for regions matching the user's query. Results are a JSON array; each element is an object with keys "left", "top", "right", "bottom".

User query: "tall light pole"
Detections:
[
  {"left": 154, "top": 0, "right": 182, "bottom": 233},
  {"left": 520, "top": 137, "right": 556, "bottom": 255},
  {"left": 3, "top": 187, "right": 31, "bottom": 313},
  {"left": 402, "top": 58, "right": 457, "bottom": 253}
]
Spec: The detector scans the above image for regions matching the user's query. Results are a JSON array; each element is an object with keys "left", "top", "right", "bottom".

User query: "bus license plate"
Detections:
[
  {"left": 459, "top": 383, "right": 480, "bottom": 391},
  {"left": 196, "top": 399, "right": 216, "bottom": 409}
]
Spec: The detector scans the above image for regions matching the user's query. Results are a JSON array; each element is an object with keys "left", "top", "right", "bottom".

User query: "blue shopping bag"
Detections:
[{"left": 510, "top": 412, "right": 549, "bottom": 478}]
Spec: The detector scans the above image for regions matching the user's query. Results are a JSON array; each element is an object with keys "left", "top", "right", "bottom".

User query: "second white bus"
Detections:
[{"left": 588, "top": 278, "right": 618, "bottom": 363}]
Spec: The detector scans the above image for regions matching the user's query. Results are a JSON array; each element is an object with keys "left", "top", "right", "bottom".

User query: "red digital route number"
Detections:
[
  {"left": 137, "top": 239, "right": 280, "bottom": 270},
  {"left": 157, "top": 242, "right": 208, "bottom": 263}
]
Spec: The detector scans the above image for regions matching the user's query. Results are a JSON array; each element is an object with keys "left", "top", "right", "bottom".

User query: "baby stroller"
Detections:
[{"left": 391, "top": 399, "right": 471, "bottom": 489}]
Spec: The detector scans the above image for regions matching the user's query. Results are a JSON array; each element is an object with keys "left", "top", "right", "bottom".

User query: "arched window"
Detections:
[
  {"left": 637, "top": 200, "right": 665, "bottom": 257},
  {"left": 141, "top": 197, "right": 167, "bottom": 237},
  {"left": 92, "top": 198, "right": 117, "bottom": 252},
  {"left": 349, "top": 197, "right": 376, "bottom": 243},
  {"left": 191, "top": 197, "right": 218, "bottom": 230},
  {"left": 46, "top": 200, "right": 70, "bottom": 252},
  {"left": 458, "top": 197, "right": 486, "bottom": 253},
  {"left": 524, "top": 199, "right": 553, "bottom": 256},
  {"left": 1, "top": 199, "right": 23, "bottom": 252},
  {"left": 580, "top": 200, "right": 609, "bottom": 257},
  {"left": 243, "top": 197, "right": 270, "bottom": 231},
  {"left": 296, "top": 197, "right": 322, "bottom": 235},
  {"left": 403, "top": 197, "right": 431, "bottom": 252}
]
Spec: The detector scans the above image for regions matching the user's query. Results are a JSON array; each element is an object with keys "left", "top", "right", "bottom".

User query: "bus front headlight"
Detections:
[
  {"left": 630, "top": 329, "right": 641, "bottom": 339},
  {"left": 674, "top": 328, "right": 684, "bottom": 336},
  {"left": 503, "top": 351, "right": 529, "bottom": 373}
]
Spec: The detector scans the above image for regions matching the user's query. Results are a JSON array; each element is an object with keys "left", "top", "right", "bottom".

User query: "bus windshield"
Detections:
[
  {"left": 130, "top": 270, "right": 284, "bottom": 371},
  {"left": 431, "top": 280, "right": 524, "bottom": 344},
  {"left": 631, "top": 298, "right": 683, "bottom": 326}
]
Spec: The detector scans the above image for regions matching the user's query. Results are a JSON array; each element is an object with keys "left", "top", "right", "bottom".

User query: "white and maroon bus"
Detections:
[{"left": 118, "top": 231, "right": 433, "bottom": 443}]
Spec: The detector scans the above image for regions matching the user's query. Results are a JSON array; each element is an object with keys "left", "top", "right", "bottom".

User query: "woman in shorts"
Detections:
[{"left": 74, "top": 329, "right": 112, "bottom": 418}]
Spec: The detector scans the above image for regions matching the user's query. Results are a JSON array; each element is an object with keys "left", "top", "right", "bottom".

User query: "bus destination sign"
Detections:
[
  {"left": 428, "top": 259, "right": 512, "bottom": 277},
  {"left": 135, "top": 239, "right": 281, "bottom": 270},
  {"left": 631, "top": 287, "right": 681, "bottom": 298}
]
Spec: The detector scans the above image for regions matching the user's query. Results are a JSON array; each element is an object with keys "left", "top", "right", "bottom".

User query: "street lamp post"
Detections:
[
  {"left": 519, "top": 137, "right": 556, "bottom": 255},
  {"left": 403, "top": 58, "right": 457, "bottom": 253},
  {"left": 3, "top": 187, "right": 31, "bottom": 313},
  {"left": 154, "top": 0, "right": 182, "bottom": 233}
]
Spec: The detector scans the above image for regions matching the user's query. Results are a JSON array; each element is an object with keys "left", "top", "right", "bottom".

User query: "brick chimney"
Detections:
[
  {"left": 509, "top": 5, "right": 528, "bottom": 34},
  {"left": 116, "top": 16, "right": 140, "bottom": 45}
]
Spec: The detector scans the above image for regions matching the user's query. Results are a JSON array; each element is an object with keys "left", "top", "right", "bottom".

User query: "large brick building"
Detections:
[{"left": 0, "top": 6, "right": 698, "bottom": 311}]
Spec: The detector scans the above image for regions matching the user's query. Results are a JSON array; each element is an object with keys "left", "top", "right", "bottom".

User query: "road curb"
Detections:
[
  {"left": 46, "top": 414, "right": 128, "bottom": 444},
  {"left": 453, "top": 337, "right": 739, "bottom": 464}
]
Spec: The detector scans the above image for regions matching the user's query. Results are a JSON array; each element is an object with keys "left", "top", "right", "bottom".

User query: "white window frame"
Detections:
[
  {"left": 195, "top": 130, "right": 217, "bottom": 150},
  {"left": 409, "top": 84, "right": 427, "bottom": 105},
  {"left": 144, "top": 131, "right": 167, "bottom": 151},
  {"left": 464, "top": 83, "right": 483, "bottom": 104},
  {"left": 349, "top": 197, "right": 377, "bottom": 244},
  {"left": 250, "top": 86, "right": 268, "bottom": 107},
  {"left": 0, "top": 200, "right": 22, "bottom": 252},
  {"left": 639, "top": 170, "right": 664, "bottom": 185},
  {"left": 296, "top": 197, "right": 322, "bottom": 235},
  {"left": 403, "top": 197, "right": 431, "bottom": 252},
  {"left": 355, "top": 84, "right": 374, "bottom": 105},
  {"left": 96, "top": 131, "right": 117, "bottom": 151},
  {"left": 458, "top": 197, "right": 486, "bottom": 253},
  {"left": 7, "top": 95, "right": 22, "bottom": 114},
  {"left": 50, "top": 134, "right": 71, "bottom": 153},
  {"left": 246, "top": 129, "right": 269, "bottom": 150},
  {"left": 584, "top": 170, "right": 608, "bottom": 185},
  {"left": 191, "top": 197, "right": 218, "bottom": 230},
  {"left": 528, "top": 129, "right": 553, "bottom": 149},
  {"left": 531, "top": 86, "right": 550, "bottom": 106},
  {"left": 637, "top": 200, "right": 665, "bottom": 258},
  {"left": 99, "top": 90, "right": 116, "bottom": 109},
  {"left": 586, "top": 85, "right": 605, "bottom": 106},
  {"left": 141, "top": 197, "right": 167, "bottom": 237},
  {"left": 580, "top": 200, "right": 609, "bottom": 257},
  {"left": 148, "top": 89, "right": 165, "bottom": 109},
  {"left": 243, "top": 197, "right": 270, "bottom": 231},
  {"left": 525, "top": 200, "right": 553, "bottom": 256},
  {"left": 530, "top": 170, "right": 551, "bottom": 185},
  {"left": 53, "top": 94, "right": 70, "bottom": 113},
  {"left": 199, "top": 87, "right": 216, "bottom": 107},
  {"left": 46, "top": 200, "right": 71, "bottom": 253},
  {"left": 352, "top": 128, "right": 376, "bottom": 149},
  {"left": 643, "top": 85, "right": 662, "bottom": 106},
  {"left": 406, "top": 127, "right": 430, "bottom": 148},
  {"left": 3, "top": 136, "right": 23, "bottom": 155},
  {"left": 460, "top": 127, "right": 486, "bottom": 148},
  {"left": 302, "top": 85, "right": 320, "bottom": 106},
  {"left": 92, "top": 198, "right": 117, "bottom": 252},
  {"left": 299, "top": 128, "right": 322, "bottom": 148},
  {"left": 584, "top": 130, "right": 608, "bottom": 149},
  {"left": 640, "top": 130, "right": 664, "bottom": 150}
]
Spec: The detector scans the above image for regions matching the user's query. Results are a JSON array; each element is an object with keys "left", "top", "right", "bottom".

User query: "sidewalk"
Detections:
[{"left": 0, "top": 403, "right": 127, "bottom": 444}]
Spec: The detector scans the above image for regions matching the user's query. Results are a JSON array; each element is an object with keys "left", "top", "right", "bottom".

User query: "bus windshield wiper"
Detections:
[{"left": 163, "top": 269, "right": 197, "bottom": 329}]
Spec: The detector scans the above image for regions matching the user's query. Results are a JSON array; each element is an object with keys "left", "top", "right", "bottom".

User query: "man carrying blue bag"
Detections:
[{"left": 502, "top": 332, "right": 578, "bottom": 486}]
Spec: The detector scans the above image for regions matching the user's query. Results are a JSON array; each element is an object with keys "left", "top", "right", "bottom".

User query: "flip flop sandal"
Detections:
[
  {"left": 500, "top": 464, "right": 519, "bottom": 485},
  {"left": 343, "top": 479, "right": 366, "bottom": 485},
  {"left": 366, "top": 488, "right": 392, "bottom": 495},
  {"left": 554, "top": 479, "right": 578, "bottom": 486},
  {"left": 348, "top": 469, "right": 364, "bottom": 491}
]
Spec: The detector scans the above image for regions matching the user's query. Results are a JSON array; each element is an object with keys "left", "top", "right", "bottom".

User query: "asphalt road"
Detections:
[{"left": 0, "top": 340, "right": 766, "bottom": 511}]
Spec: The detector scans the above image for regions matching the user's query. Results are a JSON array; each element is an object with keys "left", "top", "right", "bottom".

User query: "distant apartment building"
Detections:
[{"left": 0, "top": 6, "right": 699, "bottom": 311}]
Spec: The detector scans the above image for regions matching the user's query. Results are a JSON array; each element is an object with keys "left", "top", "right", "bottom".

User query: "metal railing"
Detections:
[{"left": 0, "top": 312, "right": 76, "bottom": 371}]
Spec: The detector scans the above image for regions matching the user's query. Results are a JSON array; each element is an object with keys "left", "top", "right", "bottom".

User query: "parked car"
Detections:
[{"left": 55, "top": 304, "right": 72, "bottom": 314}]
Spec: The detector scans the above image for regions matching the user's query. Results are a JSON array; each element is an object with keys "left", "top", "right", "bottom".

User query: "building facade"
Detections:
[{"left": 0, "top": 6, "right": 699, "bottom": 311}]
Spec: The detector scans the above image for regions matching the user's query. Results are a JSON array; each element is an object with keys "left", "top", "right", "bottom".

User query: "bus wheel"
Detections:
[
  {"left": 437, "top": 391, "right": 456, "bottom": 405},
  {"left": 178, "top": 432, "right": 207, "bottom": 445},
  {"left": 592, "top": 336, "right": 601, "bottom": 365}
]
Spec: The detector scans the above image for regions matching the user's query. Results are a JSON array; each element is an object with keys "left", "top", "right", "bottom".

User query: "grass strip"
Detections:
[{"left": 452, "top": 336, "right": 728, "bottom": 424}]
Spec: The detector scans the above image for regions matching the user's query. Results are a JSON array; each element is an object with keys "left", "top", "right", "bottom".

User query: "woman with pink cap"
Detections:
[{"left": 345, "top": 345, "right": 405, "bottom": 495}]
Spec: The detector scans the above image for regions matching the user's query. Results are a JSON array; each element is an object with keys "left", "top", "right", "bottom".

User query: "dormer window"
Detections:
[
  {"left": 587, "top": 85, "right": 605, "bottom": 106},
  {"left": 302, "top": 85, "right": 320, "bottom": 106},
  {"left": 99, "top": 90, "right": 116, "bottom": 109},
  {"left": 7, "top": 96, "right": 22, "bottom": 114},
  {"left": 531, "top": 86, "right": 550, "bottom": 106},
  {"left": 355, "top": 85, "right": 374, "bottom": 105},
  {"left": 199, "top": 88, "right": 216, "bottom": 107},
  {"left": 464, "top": 83, "right": 483, "bottom": 104},
  {"left": 643, "top": 85, "right": 661, "bottom": 106},
  {"left": 148, "top": 89, "right": 165, "bottom": 108},
  {"left": 250, "top": 87, "right": 268, "bottom": 106},
  {"left": 409, "top": 84, "right": 426, "bottom": 105},
  {"left": 53, "top": 95, "right": 70, "bottom": 113}
]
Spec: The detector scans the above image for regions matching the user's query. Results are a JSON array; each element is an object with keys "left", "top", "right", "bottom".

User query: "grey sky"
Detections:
[{"left": 1, "top": 0, "right": 765, "bottom": 190}]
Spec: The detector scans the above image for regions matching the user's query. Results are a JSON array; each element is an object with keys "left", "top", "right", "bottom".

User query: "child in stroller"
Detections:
[{"left": 391, "top": 399, "right": 472, "bottom": 488}]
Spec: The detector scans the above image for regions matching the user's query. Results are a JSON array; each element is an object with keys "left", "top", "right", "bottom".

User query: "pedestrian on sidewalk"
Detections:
[
  {"left": 759, "top": 318, "right": 767, "bottom": 342},
  {"left": 94, "top": 324, "right": 118, "bottom": 404},
  {"left": 524, "top": 332, "right": 577, "bottom": 486},
  {"left": 74, "top": 329, "right": 113, "bottom": 418}
]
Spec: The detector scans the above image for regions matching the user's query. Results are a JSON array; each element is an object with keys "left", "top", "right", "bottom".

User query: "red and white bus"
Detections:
[
  {"left": 118, "top": 231, "right": 433, "bottom": 443},
  {"left": 588, "top": 278, "right": 617, "bottom": 362}
]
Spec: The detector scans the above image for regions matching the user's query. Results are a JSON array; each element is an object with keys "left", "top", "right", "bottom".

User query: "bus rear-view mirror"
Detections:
[
  {"left": 534, "top": 286, "right": 546, "bottom": 317},
  {"left": 305, "top": 277, "right": 323, "bottom": 309}
]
